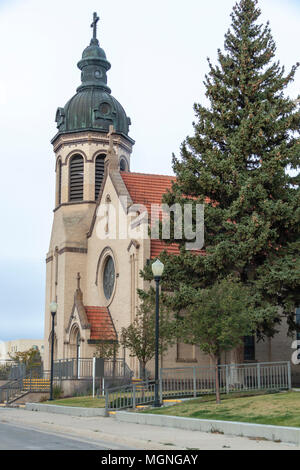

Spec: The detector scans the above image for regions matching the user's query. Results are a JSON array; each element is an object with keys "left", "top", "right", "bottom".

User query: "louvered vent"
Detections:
[
  {"left": 95, "top": 154, "right": 106, "bottom": 200},
  {"left": 69, "top": 155, "right": 84, "bottom": 201}
]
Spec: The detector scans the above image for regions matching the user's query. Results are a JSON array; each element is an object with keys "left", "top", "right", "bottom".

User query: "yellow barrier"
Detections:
[{"left": 22, "top": 379, "right": 50, "bottom": 391}]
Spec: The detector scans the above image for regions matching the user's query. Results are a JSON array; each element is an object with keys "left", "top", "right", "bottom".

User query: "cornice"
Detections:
[
  {"left": 53, "top": 201, "right": 96, "bottom": 212},
  {"left": 52, "top": 131, "right": 134, "bottom": 154},
  {"left": 46, "top": 247, "right": 88, "bottom": 263}
]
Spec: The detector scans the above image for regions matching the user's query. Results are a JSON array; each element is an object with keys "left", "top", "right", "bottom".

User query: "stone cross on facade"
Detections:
[
  {"left": 107, "top": 125, "right": 119, "bottom": 170},
  {"left": 91, "top": 12, "right": 99, "bottom": 41},
  {"left": 77, "top": 272, "right": 81, "bottom": 290},
  {"left": 108, "top": 125, "right": 115, "bottom": 150}
]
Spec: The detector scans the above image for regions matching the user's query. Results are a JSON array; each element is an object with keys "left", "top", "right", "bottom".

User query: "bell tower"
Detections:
[{"left": 44, "top": 13, "right": 134, "bottom": 368}]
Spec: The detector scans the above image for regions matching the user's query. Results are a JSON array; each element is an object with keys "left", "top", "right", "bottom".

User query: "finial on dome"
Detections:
[{"left": 90, "top": 12, "right": 100, "bottom": 45}]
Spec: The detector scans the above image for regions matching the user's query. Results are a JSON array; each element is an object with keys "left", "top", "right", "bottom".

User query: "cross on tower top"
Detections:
[{"left": 91, "top": 12, "right": 99, "bottom": 42}]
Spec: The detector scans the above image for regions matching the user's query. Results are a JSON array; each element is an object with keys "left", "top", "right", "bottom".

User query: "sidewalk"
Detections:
[{"left": 0, "top": 407, "right": 297, "bottom": 450}]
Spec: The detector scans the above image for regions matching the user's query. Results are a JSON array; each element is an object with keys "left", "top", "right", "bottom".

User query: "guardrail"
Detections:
[
  {"left": 0, "top": 377, "right": 23, "bottom": 403},
  {"left": 104, "top": 361, "right": 292, "bottom": 412},
  {"left": 0, "top": 361, "right": 20, "bottom": 380},
  {"left": 160, "top": 361, "right": 292, "bottom": 399},
  {"left": 105, "top": 380, "right": 156, "bottom": 411},
  {"left": 53, "top": 358, "right": 133, "bottom": 380},
  {"left": 0, "top": 370, "right": 53, "bottom": 403}
]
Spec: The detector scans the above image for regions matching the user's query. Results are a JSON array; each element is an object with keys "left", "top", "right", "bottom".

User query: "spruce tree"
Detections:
[{"left": 150, "top": 0, "right": 300, "bottom": 336}]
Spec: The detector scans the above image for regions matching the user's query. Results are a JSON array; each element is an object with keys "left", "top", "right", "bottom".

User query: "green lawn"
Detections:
[
  {"left": 45, "top": 396, "right": 105, "bottom": 408},
  {"left": 144, "top": 391, "right": 300, "bottom": 427}
]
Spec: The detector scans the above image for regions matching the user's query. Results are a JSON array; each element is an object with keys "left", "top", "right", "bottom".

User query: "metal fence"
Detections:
[
  {"left": 0, "top": 370, "right": 52, "bottom": 404},
  {"left": 160, "top": 361, "right": 292, "bottom": 399},
  {"left": 0, "top": 361, "right": 20, "bottom": 380},
  {"left": 105, "top": 380, "right": 156, "bottom": 411},
  {"left": 53, "top": 358, "right": 133, "bottom": 380},
  {"left": 104, "top": 361, "right": 291, "bottom": 412}
]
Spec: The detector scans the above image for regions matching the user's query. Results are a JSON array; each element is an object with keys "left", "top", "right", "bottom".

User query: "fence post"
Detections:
[
  {"left": 287, "top": 361, "right": 292, "bottom": 390},
  {"left": 105, "top": 389, "right": 109, "bottom": 414},
  {"left": 257, "top": 363, "right": 261, "bottom": 390},
  {"left": 92, "top": 357, "right": 96, "bottom": 398},
  {"left": 225, "top": 365, "right": 230, "bottom": 394},
  {"left": 132, "top": 384, "right": 136, "bottom": 409},
  {"left": 159, "top": 375, "right": 163, "bottom": 404},
  {"left": 193, "top": 367, "right": 197, "bottom": 398}
]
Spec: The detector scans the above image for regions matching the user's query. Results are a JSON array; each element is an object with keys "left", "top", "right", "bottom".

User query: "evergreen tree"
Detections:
[{"left": 145, "top": 0, "right": 300, "bottom": 337}]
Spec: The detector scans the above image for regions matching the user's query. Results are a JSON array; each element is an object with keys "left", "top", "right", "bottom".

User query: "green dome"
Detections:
[
  {"left": 56, "top": 88, "right": 131, "bottom": 136},
  {"left": 53, "top": 17, "right": 132, "bottom": 142},
  {"left": 81, "top": 44, "right": 107, "bottom": 60}
]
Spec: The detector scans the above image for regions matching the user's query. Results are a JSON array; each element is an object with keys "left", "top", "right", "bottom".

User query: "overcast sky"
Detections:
[{"left": 0, "top": 0, "right": 299, "bottom": 342}]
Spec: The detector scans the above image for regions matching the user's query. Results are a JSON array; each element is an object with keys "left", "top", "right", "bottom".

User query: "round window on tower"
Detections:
[
  {"left": 95, "top": 69, "right": 103, "bottom": 79},
  {"left": 103, "top": 256, "right": 115, "bottom": 300},
  {"left": 99, "top": 102, "right": 111, "bottom": 116}
]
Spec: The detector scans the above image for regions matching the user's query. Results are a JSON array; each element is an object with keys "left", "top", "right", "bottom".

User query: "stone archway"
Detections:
[
  {"left": 68, "top": 324, "right": 80, "bottom": 358},
  {"left": 68, "top": 324, "right": 82, "bottom": 378}
]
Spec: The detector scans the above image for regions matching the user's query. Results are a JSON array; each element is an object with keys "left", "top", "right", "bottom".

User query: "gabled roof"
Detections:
[
  {"left": 85, "top": 306, "right": 117, "bottom": 342},
  {"left": 121, "top": 172, "right": 180, "bottom": 258},
  {"left": 121, "top": 172, "right": 176, "bottom": 213}
]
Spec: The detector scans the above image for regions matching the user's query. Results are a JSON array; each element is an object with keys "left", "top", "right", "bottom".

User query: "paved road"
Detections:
[
  {"left": 0, "top": 407, "right": 297, "bottom": 450},
  {"left": 0, "top": 421, "right": 117, "bottom": 450}
]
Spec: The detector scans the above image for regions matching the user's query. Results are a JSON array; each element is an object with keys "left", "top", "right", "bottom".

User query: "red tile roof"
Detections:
[
  {"left": 85, "top": 306, "right": 117, "bottom": 341},
  {"left": 121, "top": 172, "right": 176, "bottom": 214},
  {"left": 121, "top": 172, "right": 207, "bottom": 259},
  {"left": 121, "top": 172, "right": 182, "bottom": 258}
]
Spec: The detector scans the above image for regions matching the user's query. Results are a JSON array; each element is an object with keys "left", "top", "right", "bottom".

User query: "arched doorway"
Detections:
[{"left": 69, "top": 325, "right": 81, "bottom": 378}]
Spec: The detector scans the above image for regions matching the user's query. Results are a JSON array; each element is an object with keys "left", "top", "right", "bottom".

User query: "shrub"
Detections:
[{"left": 53, "top": 385, "right": 63, "bottom": 400}]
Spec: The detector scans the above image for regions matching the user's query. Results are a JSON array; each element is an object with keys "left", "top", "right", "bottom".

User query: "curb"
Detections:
[
  {"left": 115, "top": 411, "right": 300, "bottom": 446},
  {"left": 25, "top": 403, "right": 107, "bottom": 417}
]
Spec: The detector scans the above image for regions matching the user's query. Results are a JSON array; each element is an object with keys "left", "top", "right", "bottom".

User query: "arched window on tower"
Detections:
[
  {"left": 57, "top": 159, "right": 62, "bottom": 206},
  {"left": 119, "top": 157, "right": 128, "bottom": 172},
  {"left": 95, "top": 154, "right": 106, "bottom": 200},
  {"left": 69, "top": 155, "right": 84, "bottom": 202}
]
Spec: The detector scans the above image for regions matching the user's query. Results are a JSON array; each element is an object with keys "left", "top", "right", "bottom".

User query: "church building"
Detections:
[{"left": 44, "top": 14, "right": 299, "bottom": 382}]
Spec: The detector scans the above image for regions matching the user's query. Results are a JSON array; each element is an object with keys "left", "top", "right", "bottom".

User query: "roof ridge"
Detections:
[{"left": 122, "top": 171, "right": 176, "bottom": 179}]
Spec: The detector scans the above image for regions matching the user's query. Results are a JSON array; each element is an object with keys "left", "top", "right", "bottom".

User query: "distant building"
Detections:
[{"left": 0, "top": 340, "right": 44, "bottom": 364}]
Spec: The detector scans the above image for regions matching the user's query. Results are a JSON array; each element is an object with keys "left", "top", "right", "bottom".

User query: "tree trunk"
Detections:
[
  {"left": 215, "top": 356, "right": 221, "bottom": 405},
  {"left": 140, "top": 361, "right": 146, "bottom": 381}
]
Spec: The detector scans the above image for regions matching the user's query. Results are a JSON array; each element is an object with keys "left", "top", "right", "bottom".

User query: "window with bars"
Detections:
[
  {"left": 95, "top": 154, "right": 106, "bottom": 200},
  {"left": 69, "top": 155, "right": 84, "bottom": 201}
]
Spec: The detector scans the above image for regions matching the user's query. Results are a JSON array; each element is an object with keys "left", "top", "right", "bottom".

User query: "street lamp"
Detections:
[
  {"left": 49, "top": 301, "right": 58, "bottom": 401},
  {"left": 151, "top": 259, "right": 164, "bottom": 407}
]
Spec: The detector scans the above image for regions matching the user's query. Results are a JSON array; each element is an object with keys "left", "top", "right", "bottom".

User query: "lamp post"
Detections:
[
  {"left": 49, "top": 301, "right": 58, "bottom": 401},
  {"left": 151, "top": 259, "right": 164, "bottom": 407}
]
